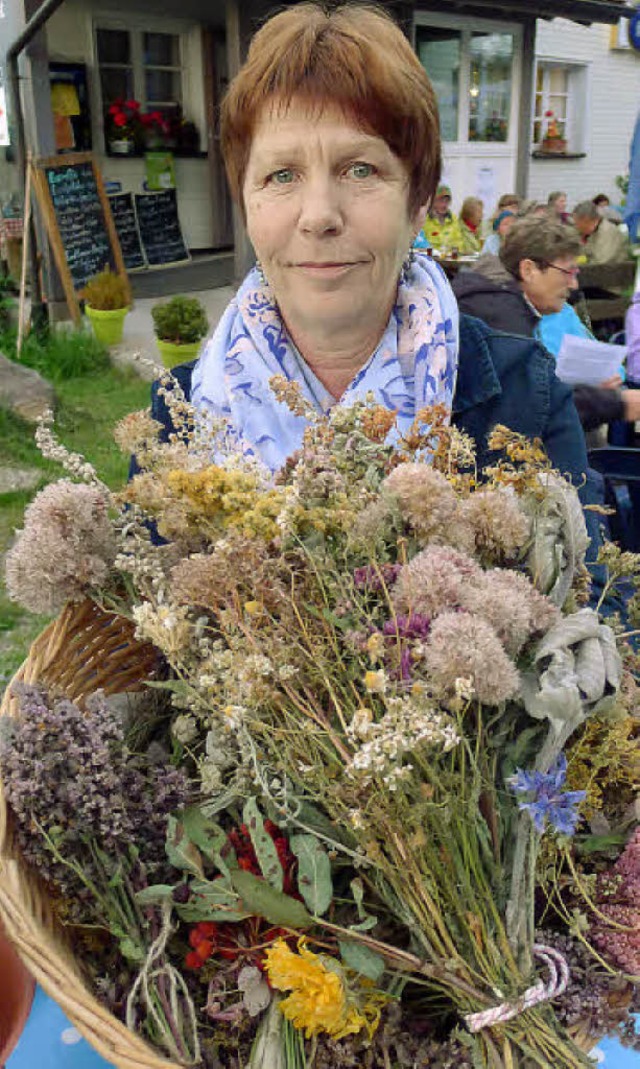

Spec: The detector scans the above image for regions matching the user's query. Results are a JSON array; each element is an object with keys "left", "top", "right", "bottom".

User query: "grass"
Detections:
[{"left": 0, "top": 357, "right": 152, "bottom": 689}]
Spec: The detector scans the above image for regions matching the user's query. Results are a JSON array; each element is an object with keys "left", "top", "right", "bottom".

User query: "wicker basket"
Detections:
[{"left": 0, "top": 600, "right": 178, "bottom": 1069}]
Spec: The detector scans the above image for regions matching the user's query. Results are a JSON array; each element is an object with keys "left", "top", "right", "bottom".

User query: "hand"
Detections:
[
  {"left": 622, "top": 389, "right": 640, "bottom": 422},
  {"left": 599, "top": 374, "right": 623, "bottom": 390}
]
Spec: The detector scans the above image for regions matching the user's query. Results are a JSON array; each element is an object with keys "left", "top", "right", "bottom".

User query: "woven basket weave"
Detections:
[{"left": 0, "top": 599, "right": 179, "bottom": 1069}]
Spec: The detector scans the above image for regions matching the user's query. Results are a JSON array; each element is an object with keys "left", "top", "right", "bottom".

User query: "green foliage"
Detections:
[
  {"left": 244, "top": 797, "right": 284, "bottom": 891},
  {"left": 0, "top": 324, "right": 110, "bottom": 381},
  {"left": 0, "top": 276, "right": 17, "bottom": 332},
  {"left": 338, "top": 939, "right": 385, "bottom": 981},
  {"left": 290, "top": 834, "right": 333, "bottom": 915},
  {"left": 151, "top": 295, "right": 208, "bottom": 344},
  {"left": 82, "top": 267, "right": 130, "bottom": 310},
  {"left": 231, "top": 869, "right": 313, "bottom": 928}
]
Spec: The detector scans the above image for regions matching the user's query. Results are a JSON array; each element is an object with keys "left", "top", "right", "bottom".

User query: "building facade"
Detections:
[{"left": 0, "top": 0, "right": 634, "bottom": 295}]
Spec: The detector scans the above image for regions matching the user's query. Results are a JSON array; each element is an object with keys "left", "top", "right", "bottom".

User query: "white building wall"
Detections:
[{"left": 529, "top": 17, "right": 639, "bottom": 210}]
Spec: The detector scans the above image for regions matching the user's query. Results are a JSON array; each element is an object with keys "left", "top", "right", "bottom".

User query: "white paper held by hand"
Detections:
[{"left": 555, "top": 335, "right": 627, "bottom": 387}]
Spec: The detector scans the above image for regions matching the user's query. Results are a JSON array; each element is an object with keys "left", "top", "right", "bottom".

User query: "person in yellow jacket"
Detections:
[{"left": 422, "top": 184, "right": 464, "bottom": 253}]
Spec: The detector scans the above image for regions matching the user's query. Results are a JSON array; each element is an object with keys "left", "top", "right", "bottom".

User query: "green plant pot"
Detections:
[
  {"left": 85, "top": 304, "right": 129, "bottom": 347},
  {"left": 156, "top": 338, "right": 203, "bottom": 369}
]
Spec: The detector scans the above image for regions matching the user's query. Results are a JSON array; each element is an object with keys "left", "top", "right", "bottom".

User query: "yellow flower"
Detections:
[
  {"left": 264, "top": 939, "right": 383, "bottom": 1040},
  {"left": 364, "top": 669, "right": 387, "bottom": 694}
]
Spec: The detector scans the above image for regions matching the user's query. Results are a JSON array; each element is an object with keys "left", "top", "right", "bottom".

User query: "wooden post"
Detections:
[{"left": 17, "top": 158, "right": 33, "bottom": 358}]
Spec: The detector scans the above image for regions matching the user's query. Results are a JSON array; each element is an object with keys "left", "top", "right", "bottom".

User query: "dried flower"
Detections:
[
  {"left": 423, "top": 611, "right": 520, "bottom": 705},
  {"left": 392, "top": 546, "right": 481, "bottom": 618},
  {"left": 382, "top": 463, "right": 458, "bottom": 544},
  {"left": 508, "top": 755, "right": 586, "bottom": 835},
  {"left": 5, "top": 480, "right": 116, "bottom": 613}
]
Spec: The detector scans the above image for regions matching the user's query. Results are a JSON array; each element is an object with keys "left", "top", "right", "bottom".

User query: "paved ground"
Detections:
[{"left": 111, "top": 285, "right": 236, "bottom": 380}]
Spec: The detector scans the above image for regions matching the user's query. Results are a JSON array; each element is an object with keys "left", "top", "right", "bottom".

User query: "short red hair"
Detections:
[{"left": 221, "top": 2, "right": 441, "bottom": 218}]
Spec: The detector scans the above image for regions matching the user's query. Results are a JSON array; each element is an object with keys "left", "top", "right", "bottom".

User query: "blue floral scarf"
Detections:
[{"left": 192, "top": 252, "right": 459, "bottom": 473}]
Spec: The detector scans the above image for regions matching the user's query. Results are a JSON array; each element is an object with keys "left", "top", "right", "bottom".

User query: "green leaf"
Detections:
[
  {"left": 165, "top": 815, "right": 204, "bottom": 878},
  {"left": 338, "top": 940, "right": 385, "bottom": 982},
  {"left": 119, "top": 936, "right": 145, "bottom": 963},
  {"left": 135, "top": 884, "right": 175, "bottom": 906},
  {"left": 244, "top": 797, "right": 283, "bottom": 891},
  {"left": 348, "top": 878, "right": 378, "bottom": 932},
  {"left": 175, "top": 878, "right": 252, "bottom": 923},
  {"left": 576, "top": 833, "right": 626, "bottom": 856},
  {"left": 231, "top": 869, "right": 313, "bottom": 929},
  {"left": 180, "top": 806, "right": 236, "bottom": 875},
  {"left": 145, "top": 679, "right": 194, "bottom": 697},
  {"left": 290, "top": 834, "right": 333, "bottom": 916}
]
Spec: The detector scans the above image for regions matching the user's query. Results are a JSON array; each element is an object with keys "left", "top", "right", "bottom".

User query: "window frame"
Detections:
[
  {"left": 413, "top": 11, "right": 523, "bottom": 152},
  {"left": 531, "top": 59, "right": 588, "bottom": 153},
  {"left": 91, "top": 14, "right": 190, "bottom": 150}
]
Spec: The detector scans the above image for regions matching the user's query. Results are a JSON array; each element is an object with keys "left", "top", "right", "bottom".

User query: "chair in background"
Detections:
[{"left": 588, "top": 447, "right": 640, "bottom": 551}]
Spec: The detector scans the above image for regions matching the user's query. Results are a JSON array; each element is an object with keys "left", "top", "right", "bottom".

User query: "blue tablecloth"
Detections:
[{"left": 6, "top": 987, "right": 640, "bottom": 1068}]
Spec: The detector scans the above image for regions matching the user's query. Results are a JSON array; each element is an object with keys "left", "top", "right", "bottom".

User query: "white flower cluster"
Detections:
[
  {"left": 132, "top": 601, "right": 192, "bottom": 657},
  {"left": 35, "top": 411, "right": 101, "bottom": 485},
  {"left": 347, "top": 694, "right": 460, "bottom": 791}
]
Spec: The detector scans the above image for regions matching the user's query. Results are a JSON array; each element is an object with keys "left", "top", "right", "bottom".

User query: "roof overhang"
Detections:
[{"left": 413, "top": 0, "right": 632, "bottom": 25}]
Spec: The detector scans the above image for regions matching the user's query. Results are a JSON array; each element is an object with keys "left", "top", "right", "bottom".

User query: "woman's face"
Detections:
[
  {"left": 553, "top": 194, "right": 567, "bottom": 214},
  {"left": 243, "top": 98, "right": 424, "bottom": 340},
  {"left": 498, "top": 213, "right": 515, "bottom": 239}
]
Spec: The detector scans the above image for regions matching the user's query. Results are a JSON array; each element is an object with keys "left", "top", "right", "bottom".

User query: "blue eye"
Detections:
[
  {"left": 269, "top": 168, "right": 295, "bottom": 185},
  {"left": 349, "top": 162, "right": 375, "bottom": 179}
]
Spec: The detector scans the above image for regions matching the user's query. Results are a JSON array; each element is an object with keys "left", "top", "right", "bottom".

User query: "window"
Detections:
[
  {"left": 95, "top": 25, "right": 183, "bottom": 118},
  {"left": 536, "top": 63, "right": 572, "bottom": 146},
  {"left": 468, "top": 33, "right": 513, "bottom": 143},
  {"left": 416, "top": 22, "right": 517, "bottom": 145},
  {"left": 416, "top": 28, "right": 461, "bottom": 142}
]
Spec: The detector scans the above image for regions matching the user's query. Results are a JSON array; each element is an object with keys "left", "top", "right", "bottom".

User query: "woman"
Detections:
[
  {"left": 480, "top": 208, "right": 516, "bottom": 256},
  {"left": 192, "top": 3, "right": 589, "bottom": 492},
  {"left": 459, "top": 196, "right": 483, "bottom": 254},
  {"left": 548, "top": 190, "right": 571, "bottom": 224}
]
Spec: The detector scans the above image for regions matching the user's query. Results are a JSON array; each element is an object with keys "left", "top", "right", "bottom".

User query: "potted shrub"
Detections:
[
  {"left": 82, "top": 268, "right": 130, "bottom": 347},
  {"left": 151, "top": 295, "right": 208, "bottom": 368}
]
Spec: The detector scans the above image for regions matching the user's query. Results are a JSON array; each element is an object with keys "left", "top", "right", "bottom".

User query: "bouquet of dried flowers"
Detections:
[{"left": 2, "top": 376, "right": 639, "bottom": 1069}]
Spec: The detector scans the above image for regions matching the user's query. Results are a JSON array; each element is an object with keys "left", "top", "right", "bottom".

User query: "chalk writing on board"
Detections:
[
  {"left": 43, "top": 161, "right": 115, "bottom": 289},
  {"left": 135, "top": 189, "right": 190, "bottom": 267},
  {"left": 108, "top": 192, "right": 146, "bottom": 271}
]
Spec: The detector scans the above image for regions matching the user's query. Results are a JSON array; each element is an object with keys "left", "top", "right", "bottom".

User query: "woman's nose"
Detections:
[{"left": 298, "top": 176, "right": 344, "bottom": 235}]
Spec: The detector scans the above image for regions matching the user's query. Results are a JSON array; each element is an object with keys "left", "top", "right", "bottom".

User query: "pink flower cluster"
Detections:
[{"left": 591, "top": 828, "right": 640, "bottom": 975}]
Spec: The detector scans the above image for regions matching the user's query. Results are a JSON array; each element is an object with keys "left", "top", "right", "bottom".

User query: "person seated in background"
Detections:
[
  {"left": 519, "top": 200, "right": 549, "bottom": 219},
  {"left": 626, "top": 289, "right": 640, "bottom": 390},
  {"left": 548, "top": 190, "right": 571, "bottom": 224},
  {"left": 458, "top": 196, "right": 483, "bottom": 254},
  {"left": 452, "top": 216, "right": 640, "bottom": 433},
  {"left": 421, "top": 183, "right": 464, "bottom": 252},
  {"left": 573, "top": 199, "right": 630, "bottom": 266},
  {"left": 481, "top": 208, "right": 516, "bottom": 256},
  {"left": 592, "top": 193, "right": 623, "bottom": 223}
]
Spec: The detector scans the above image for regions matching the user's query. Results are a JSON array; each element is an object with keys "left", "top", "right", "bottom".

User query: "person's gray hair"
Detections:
[
  {"left": 547, "top": 190, "right": 566, "bottom": 206},
  {"left": 499, "top": 217, "right": 581, "bottom": 279},
  {"left": 573, "top": 200, "right": 600, "bottom": 222}
]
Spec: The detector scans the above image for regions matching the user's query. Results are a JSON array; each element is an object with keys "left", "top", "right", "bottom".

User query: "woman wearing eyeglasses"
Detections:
[{"left": 453, "top": 216, "right": 640, "bottom": 430}]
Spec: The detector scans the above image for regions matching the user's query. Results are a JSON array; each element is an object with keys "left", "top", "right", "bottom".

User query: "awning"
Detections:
[{"left": 414, "top": 0, "right": 632, "bottom": 25}]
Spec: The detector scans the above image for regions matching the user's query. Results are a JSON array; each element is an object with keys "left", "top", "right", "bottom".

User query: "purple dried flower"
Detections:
[
  {"left": 508, "top": 755, "right": 586, "bottom": 836},
  {"left": 0, "top": 684, "right": 190, "bottom": 900},
  {"left": 382, "top": 613, "right": 431, "bottom": 639},
  {"left": 353, "top": 563, "right": 401, "bottom": 592}
]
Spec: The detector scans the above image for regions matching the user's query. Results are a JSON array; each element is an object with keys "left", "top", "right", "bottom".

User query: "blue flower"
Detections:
[{"left": 507, "top": 755, "right": 586, "bottom": 836}]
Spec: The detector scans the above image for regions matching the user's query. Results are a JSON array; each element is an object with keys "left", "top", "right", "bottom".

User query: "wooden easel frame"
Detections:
[{"left": 30, "top": 152, "right": 130, "bottom": 323}]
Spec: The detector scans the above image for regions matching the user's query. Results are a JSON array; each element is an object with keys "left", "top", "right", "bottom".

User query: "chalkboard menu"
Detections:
[
  {"left": 31, "top": 153, "right": 129, "bottom": 321},
  {"left": 108, "top": 192, "right": 146, "bottom": 271},
  {"left": 135, "top": 189, "right": 190, "bottom": 267}
]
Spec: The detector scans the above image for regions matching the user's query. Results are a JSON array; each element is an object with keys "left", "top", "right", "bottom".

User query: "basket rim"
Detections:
[{"left": 0, "top": 603, "right": 176, "bottom": 1069}]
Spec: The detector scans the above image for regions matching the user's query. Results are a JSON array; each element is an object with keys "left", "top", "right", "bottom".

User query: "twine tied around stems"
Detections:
[{"left": 463, "top": 944, "right": 570, "bottom": 1033}]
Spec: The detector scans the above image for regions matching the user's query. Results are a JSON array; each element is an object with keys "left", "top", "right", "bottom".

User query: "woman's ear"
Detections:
[{"left": 519, "top": 258, "right": 537, "bottom": 286}]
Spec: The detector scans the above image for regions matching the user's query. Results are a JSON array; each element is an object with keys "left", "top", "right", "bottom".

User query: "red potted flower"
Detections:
[
  {"left": 105, "top": 98, "right": 142, "bottom": 155},
  {"left": 540, "top": 109, "right": 567, "bottom": 155}
]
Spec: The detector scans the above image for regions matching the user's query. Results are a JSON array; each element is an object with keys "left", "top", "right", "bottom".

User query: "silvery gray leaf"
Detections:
[
  {"left": 523, "top": 475, "right": 589, "bottom": 606},
  {"left": 533, "top": 609, "right": 600, "bottom": 662},
  {"left": 573, "top": 636, "right": 605, "bottom": 704}
]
